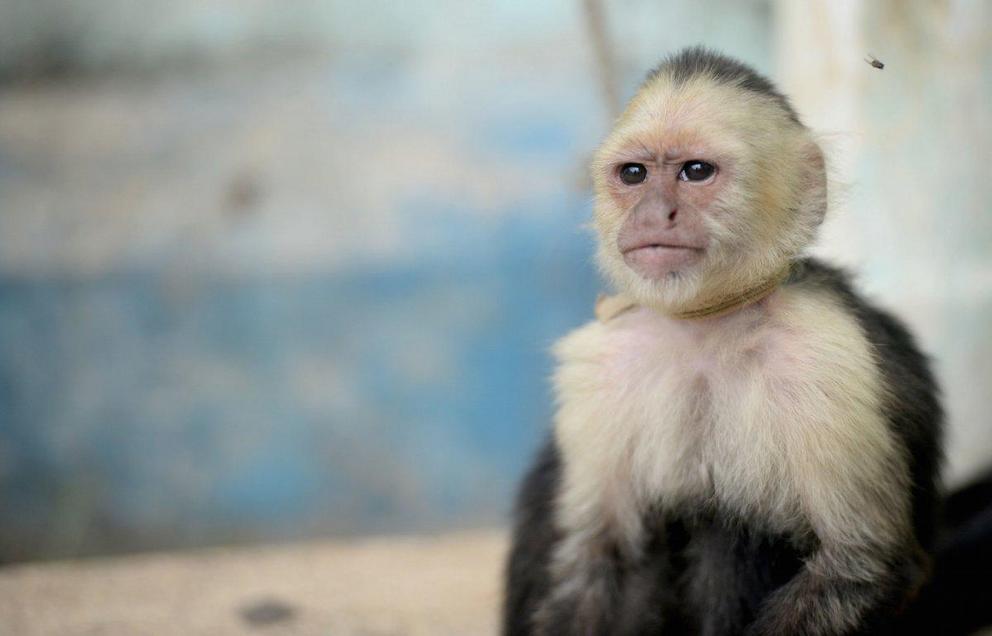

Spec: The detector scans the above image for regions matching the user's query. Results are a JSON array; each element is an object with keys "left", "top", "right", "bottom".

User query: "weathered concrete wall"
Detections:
[{"left": 777, "top": 0, "right": 992, "bottom": 484}]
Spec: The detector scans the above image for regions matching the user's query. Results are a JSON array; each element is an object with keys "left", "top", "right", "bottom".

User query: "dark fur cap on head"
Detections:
[{"left": 646, "top": 46, "right": 801, "bottom": 124}]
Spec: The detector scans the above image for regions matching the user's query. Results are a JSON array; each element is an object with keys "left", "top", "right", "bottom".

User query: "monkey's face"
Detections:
[{"left": 591, "top": 77, "right": 826, "bottom": 313}]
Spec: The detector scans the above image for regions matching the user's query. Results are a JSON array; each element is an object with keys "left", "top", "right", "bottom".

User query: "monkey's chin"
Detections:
[{"left": 621, "top": 246, "right": 703, "bottom": 280}]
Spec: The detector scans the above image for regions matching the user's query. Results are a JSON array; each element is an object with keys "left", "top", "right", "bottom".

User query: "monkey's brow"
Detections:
[
  {"left": 616, "top": 140, "right": 656, "bottom": 162},
  {"left": 609, "top": 141, "right": 659, "bottom": 165}
]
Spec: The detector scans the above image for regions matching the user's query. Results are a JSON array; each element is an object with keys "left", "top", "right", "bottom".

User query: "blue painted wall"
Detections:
[
  {"left": 0, "top": 216, "right": 598, "bottom": 553},
  {"left": 0, "top": 0, "right": 777, "bottom": 559}
]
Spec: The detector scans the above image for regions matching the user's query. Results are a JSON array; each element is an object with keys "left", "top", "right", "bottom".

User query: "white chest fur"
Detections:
[{"left": 551, "top": 286, "right": 906, "bottom": 555}]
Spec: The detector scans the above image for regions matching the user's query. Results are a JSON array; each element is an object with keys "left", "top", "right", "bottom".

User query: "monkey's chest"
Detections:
[{"left": 553, "top": 313, "right": 804, "bottom": 531}]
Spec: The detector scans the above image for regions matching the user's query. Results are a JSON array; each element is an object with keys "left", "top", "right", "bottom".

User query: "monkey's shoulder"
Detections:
[{"left": 789, "top": 259, "right": 939, "bottom": 391}]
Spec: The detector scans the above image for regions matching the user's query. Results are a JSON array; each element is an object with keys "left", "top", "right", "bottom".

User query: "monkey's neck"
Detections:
[
  {"left": 595, "top": 265, "right": 792, "bottom": 323},
  {"left": 673, "top": 265, "right": 791, "bottom": 320}
]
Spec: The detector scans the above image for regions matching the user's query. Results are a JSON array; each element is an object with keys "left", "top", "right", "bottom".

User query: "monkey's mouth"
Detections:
[
  {"left": 623, "top": 242, "right": 702, "bottom": 252},
  {"left": 621, "top": 243, "right": 703, "bottom": 277}
]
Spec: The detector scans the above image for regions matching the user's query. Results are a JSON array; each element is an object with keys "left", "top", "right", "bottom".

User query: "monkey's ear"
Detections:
[{"left": 800, "top": 139, "right": 828, "bottom": 227}]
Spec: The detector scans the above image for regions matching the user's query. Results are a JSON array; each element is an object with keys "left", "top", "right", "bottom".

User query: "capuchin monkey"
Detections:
[{"left": 503, "top": 48, "right": 945, "bottom": 635}]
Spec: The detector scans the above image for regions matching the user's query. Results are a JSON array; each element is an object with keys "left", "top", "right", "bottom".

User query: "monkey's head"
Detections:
[{"left": 592, "top": 47, "right": 826, "bottom": 315}]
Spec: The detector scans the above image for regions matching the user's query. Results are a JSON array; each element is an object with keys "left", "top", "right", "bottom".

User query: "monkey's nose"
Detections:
[{"left": 667, "top": 208, "right": 678, "bottom": 222}]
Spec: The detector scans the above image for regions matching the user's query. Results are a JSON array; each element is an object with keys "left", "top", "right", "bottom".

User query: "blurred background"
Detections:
[{"left": 0, "top": 0, "right": 989, "bottom": 564}]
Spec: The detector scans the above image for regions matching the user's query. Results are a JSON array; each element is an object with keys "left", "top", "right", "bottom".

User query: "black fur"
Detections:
[
  {"left": 646, "top": 46, "right": 801, "bottom": 124},
  {"left": 504, "top": 440, "right": 561, "bottom": 635},
  {"left": 503, "top": 258, "right": 945, "bottom": 635},
  {"left": 897, "top": 469, "right": 992, "bottom": 636}
]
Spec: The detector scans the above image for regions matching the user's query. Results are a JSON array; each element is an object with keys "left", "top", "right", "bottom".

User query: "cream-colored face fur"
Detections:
[{"left": 592, "top": 74, "right": 827, "bottom": 314}]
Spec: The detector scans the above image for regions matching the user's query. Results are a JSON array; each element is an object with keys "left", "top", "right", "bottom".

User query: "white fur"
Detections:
[{"left": 550, "top": 281, "right": 909, "bottom": 585}]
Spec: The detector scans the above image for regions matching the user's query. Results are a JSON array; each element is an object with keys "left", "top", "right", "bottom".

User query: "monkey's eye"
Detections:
[
  {"left": 618, "top": 163, "right": 647, "bottom": 185},
  {"left": 678, "top": 161, "right": 716, "bottom": 182}
]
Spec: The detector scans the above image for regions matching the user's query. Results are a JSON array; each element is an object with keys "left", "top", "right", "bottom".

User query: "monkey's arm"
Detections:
[
  {"left": 745, "top": 538, "right": 926, "bottom": 636},
  {"left": 745, "top": 417, "right": 923, "bottom": 636}
]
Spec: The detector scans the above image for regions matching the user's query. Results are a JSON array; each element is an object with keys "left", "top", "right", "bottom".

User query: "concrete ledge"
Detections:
[{"left": 0, "top": 530, "right": 507, "bottom": 635}]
